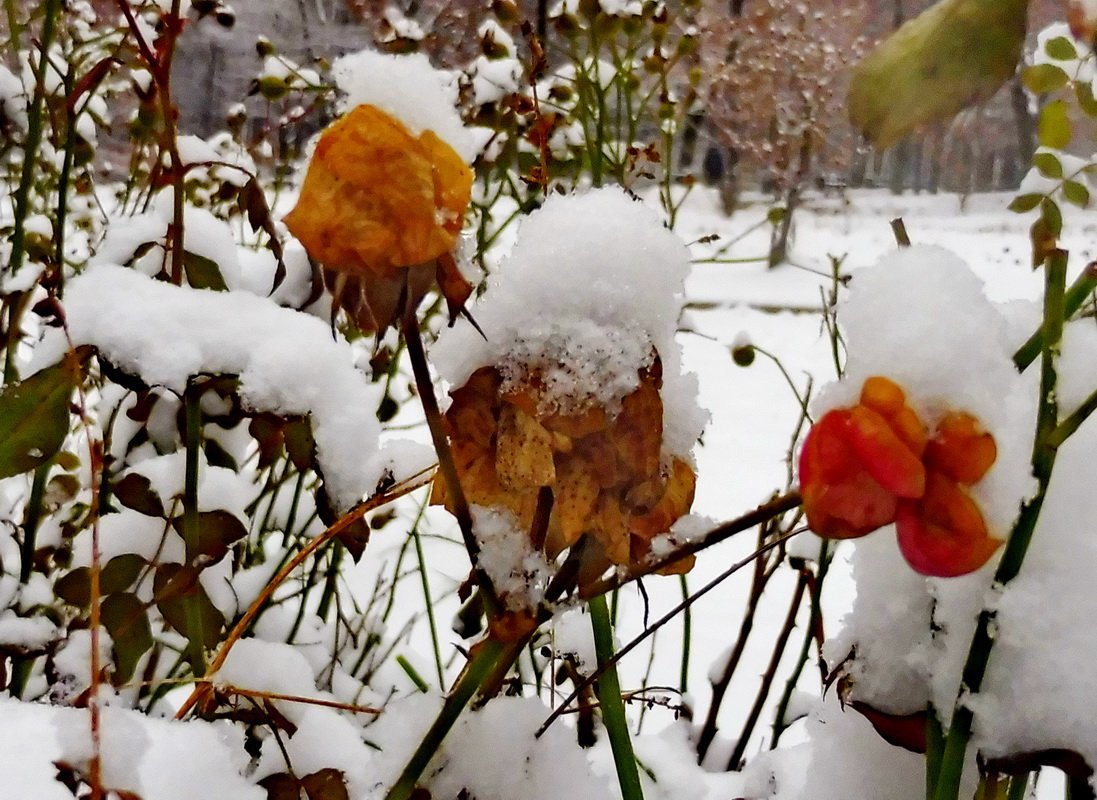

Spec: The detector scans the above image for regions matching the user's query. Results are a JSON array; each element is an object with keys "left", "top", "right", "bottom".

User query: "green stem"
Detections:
[
  {"left": 384, "top": 636, "right": 519, "bottom": 800},
  {"left": 314, "top": 541, "right": 342, "bottom": 622},
  {"left": 678, "top": 574, "right": 690, "bottom": 694},
  {"left": 933, "top": 250, "right": 1067, "bottom": 800},
  {"left": 182, "top": 383, "right": 207, "bottom": 675},
  {"left": 589, "top": 593, "right": 645, "bottom": 800},
  {"left": 926, "top": 707, "right": 944, "bottom": 800},
  {"left": 3, "top": 0, "right": 19, "bottom": 67},
  {"left": 19, "top": 460, "right": 50, "bottom": 583},
  {"left": 1006, "top": 774, "right": 1029, "bottom": 800},
  {"left": 1013, "top": 264, "right": 1097, "bottom": 371},
  {"left": 7, "top": 0, "right": 61, "bottom": 284},
  {"left": 412, "top": 516, "right": 445, "bottom": 689}
]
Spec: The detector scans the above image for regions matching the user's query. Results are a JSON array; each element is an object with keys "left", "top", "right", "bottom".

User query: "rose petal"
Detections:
[
  {"left": 925, "top": 411, "right": 997, "bottom": 485},
  {"left": 845, "top": 406, "right": 926, "bottom": 499}
]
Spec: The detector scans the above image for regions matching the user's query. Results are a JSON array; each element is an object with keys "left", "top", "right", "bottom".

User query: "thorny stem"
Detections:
[
  {"left": 536, "top": 529, "right": 803, "bottom": 738},
  {"left": 771, "top": 538, "right": 832, "bottom": 748},
  {"left": 932, "top": 250, "right": 1068, "bottom": 800},
  {"left": 581, "top": 491, "right": 802, "bottom": 597},
  {"left": 696, "top": 523, "right": 773, "bottom": 763},
  {"left": 173, "top": 467, "right": 435, "bottom": 720},
  {"left": 727, "top": 572, "right": 808, "bottom": 770},
  {"left": 401, "top": 293, "right": 501, "bottom": 617},
  {"left": 114, "top": 0, "right": 187, "bottom": 282},
  {"left": 589, "top": 594, "right": 645, "bottom": 800}
]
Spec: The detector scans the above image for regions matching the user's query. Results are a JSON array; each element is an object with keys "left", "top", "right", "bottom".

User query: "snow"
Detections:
[
  {"left": 333, "top": 49, "right": 480, "bottom": 163},
  {"left": 972, "top": 416, "right": 1097, "bottom": 782},
  {"left": 0, "top": 697, "right": 262, "bottom": 800},
  {"left": 43, "top": 265, "right": 386, "bottom": 510},
  {"left": 471, "top": 505, "right": 553, "bottom": 610}
]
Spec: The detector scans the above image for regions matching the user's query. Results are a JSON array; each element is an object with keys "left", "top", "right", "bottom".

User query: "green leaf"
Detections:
[
  {"left": 1044, "top": 36, "right": 1079, "bottom": 61},
  {"left": 284, "top": 418, "right": 315, "bottom": 472},
  {"left": 1033, "top": 151, "right": 1063, "bottom": 178},
  {"left": 0, "top": 357, "right": 80, "bottom": 479},
  {"left": 55, "top": 567, "right": 91, "bottom": 608},
  {"left": 182, "top": 251, "right": 228, "bottom": 291},
  {"left": 1008, "top": 193, "right": 1043, "bottom": 213},
  {"left": 848, "top": 0, "right": 1028, "bottom": 148},
  {"left": 153, "top": 563, "right": 224, "bottom": 650},
  {"left": 112, "top": 472, "right": 166, "bottom": 517},
  {"left": 1063, "top": 179, "right": 1091, "bottom": 207},
  {"left": 101, "top": 553, "right": 146, "bottom": 595},
  {"left": 1076, "top": 81, "right": 1097, "bottom": 116},
  {"left": 1039, "top": 100, "right": 1073, "bottom": 149},
  {"left": 171, "top": 510, "right": 248, "bottom": 564},
  {"left": 101, "top": 592, "right": 152, "bottom": 684},
  {"left": 1023, "top": 63, "right": 1069, "bottom": 95}
]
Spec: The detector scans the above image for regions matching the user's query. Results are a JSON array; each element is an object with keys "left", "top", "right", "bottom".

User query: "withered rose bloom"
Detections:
[
  {"left": 283, "top": 103, "right": 474, "bottom": 331},
  {"left": 433, "top": 356, "right": 697, "bottom": 597}
]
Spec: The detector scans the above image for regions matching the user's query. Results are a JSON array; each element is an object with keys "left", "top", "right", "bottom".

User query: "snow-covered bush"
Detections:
[{"left": 5, "top": 2, "right": 1097, "bottom": 800}]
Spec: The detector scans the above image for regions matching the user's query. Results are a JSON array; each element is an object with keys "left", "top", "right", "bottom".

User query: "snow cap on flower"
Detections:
[
  {"left": 433, "top": 187, "right": 706, "bottom": 462},
  {"left": 431, "top": 188, "right": 707, "bottom": 596},
  {"left": 283, "top": 50, "right": 479, "bottom": 332},
  {"left": 332, "top": 48, "right": 479, "bottom": 163}
]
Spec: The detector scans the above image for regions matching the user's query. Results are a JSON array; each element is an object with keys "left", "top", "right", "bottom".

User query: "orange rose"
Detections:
[{"left": 283, "top": 104, "right": 474, "bottom": 331}]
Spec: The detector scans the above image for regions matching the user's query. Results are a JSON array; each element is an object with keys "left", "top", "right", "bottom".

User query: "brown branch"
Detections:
[{"left": 581, "top": 491, "right": 802, "bottom": 597}]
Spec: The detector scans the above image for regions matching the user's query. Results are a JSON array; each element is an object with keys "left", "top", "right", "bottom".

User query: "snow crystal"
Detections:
[
  {"left": 432, "top": 187, "right": 708, "bottom": 462},
  {"left": 3, "top": 699, "right": 263, "bottom": 800},
  {"left": 0, "top": 613, "right": 58, "bottom": 651},
  {"left": 0, "top": 63, "right": 25, "bottom": 130},
  {"left": 217, "top": 637, "right": 324, "bottom": 705},
  {"left": 549, "top": 607, "right": 598, "bottom": 670},
  {"left": 756, "top": 695, "right": 937, "bottom": 800},
  {"left": 471, "top": 505, "right": 553, "bottom": 610},
  {"left": 175, "top": 134, "right": 221, "bottom": 166},
  {"left": 333, "top": 49, "right": 479, "bottom": 163},
  {"left": 43, "top": 265, "right": 386, "bottom": 510},
  {"left": 91, "top": 190, "right": 243, "bottom": 290},
  {"left": 252, "top": 705, "right": 373, "bottom": 796},
  {"left": 421, "top": 696, "right": 611, "bottom": 800}
]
